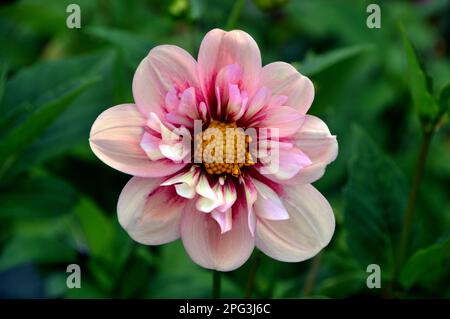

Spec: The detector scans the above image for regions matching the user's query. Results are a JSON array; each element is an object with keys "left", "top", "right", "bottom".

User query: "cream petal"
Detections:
[
  {"left": 196, "top": 182, "right": 223, "bottom": 213},
  {"left": 140, "top": 132, "right": 165, "bottom": 161},
  {"left": 181, "top": 200, "right": 255, "bottom": 271},
  {"left": 161, "top": 168, "right": 200, "bottom": 199},
  {"left": 252, "top": 179, "right": 289, "bottom": 220},
  {"left": 195, "top": 174, "right": 217, "bottom": 200},
  {"left": 117, "top": 177, "right": 185, "bottom": 245},
  {"left": 255, "top": 184, "right": 335, "bottom": 262},
  {"left": 292, "top": 115, "right": 338, "bottom": 184},
  {"left": 89, "top": 104, "right": 185, "bottom": 177},
  {"left": 211, "top": 209, "right": 233, "bottom": 234}
]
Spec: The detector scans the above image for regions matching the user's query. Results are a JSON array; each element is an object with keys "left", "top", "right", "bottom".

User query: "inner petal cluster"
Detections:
[{"left": 195, "top": 121, "right": 254, "bottom": 176}]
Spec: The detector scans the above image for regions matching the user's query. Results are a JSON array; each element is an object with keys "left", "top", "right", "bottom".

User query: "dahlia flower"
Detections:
[{"left": 89, "top": 29, "right": 338, "bottom": 271}]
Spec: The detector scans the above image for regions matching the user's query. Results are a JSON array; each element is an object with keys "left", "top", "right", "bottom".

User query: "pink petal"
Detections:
[
  {"left": 260, "top": 62, "right": 314, "bottom": 114},
  {"left": 226, "top": 84, "right": 242, "bottom": 120},
  {"left": 252, "top": 106, "right": 304, "bottom": 138},
  {"left": 242, "top": 87, "right": 272, "bottom": 121},
  {"left": 216, "top": 64, "right": 242, "bottom": 89},
  {"left": 255, "top": 184, "right": 335, "bottom": 262},
  {"left": 181, "top": 200, "right": 255, "bottom": 271},
  {"left": 257, "top": 144, "right": 312, "bottom": 182},
  {"left": 164, "top": 88, "right": 179, "bottom": 113},
  {"left": 117, "top": 177, "right": 185, "bottom": 245},
  {"left": 198, "top": 29, "right": 262, "bottom": 103},
  {"left": 140, "top": 132, "right": 164, "bottom": 161},
  {"left": 211, "top": 209, "right": 232, "bottom": 234},
  {"left": 179, "top": 87, "right": 200, "bottom": 120},
  {"left": 291, "top": 115, "right": 338, "bottom": 184},
  {"left": 133, "top": 45, "right": 199, "bottom": 118},
  {"left": 161, "top": 168, "right": 200, "bottom": 199},
  {"left": 216, "top": 182, "right": 237, "bottom": 213},
  {"left": 252, "top": 179, "right": 289, "bottom": 220},
  {"left": 89, "top": 104, "right": 186, "bottom": 177},
  {"left": 243, "top": 177, "right": 258, "bottom": 235}
]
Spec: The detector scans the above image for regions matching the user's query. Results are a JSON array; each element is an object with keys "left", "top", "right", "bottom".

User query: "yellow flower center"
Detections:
[{"left": 195, "top": 121, "right": 254, "bottom": 176}]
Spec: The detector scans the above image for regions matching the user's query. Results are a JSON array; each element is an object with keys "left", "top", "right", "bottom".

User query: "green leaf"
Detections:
[
  {"left": 400, "top": 236, "right": 450, "bottom": 289},
  {"left": 438, "top": 81, "right": 450, "bottom": 114},
  {"left": 0, "top": 236, "right": 76, "bottom": 272},
  {"left": 74, "top": 197, "right": 115, "bottom": 260},
  {"left": 319, "top": 272, "right": 367, "bottom": 298},
  {"left": 0, "top": 76, "right": 98, "bottom": 178},
  {"left": 147, "top": 241, "right": 240, "bottom": 298},
  {"left": 294, "top": 44, "right": 372, "bottom": 77},
  {"left": 400, "top": 25, "right": 440, "bottom": 121},
  {"left": 0, "top": 175, "right": 78, "bottom": 220},
  {"left": 86, "top": 27, "right": 152, "bottom": 68},
  {"left": 343, "top": 126, "right": 408, "bottom": 273},
  {"left": 0, "top": 62, "right": 6, "bottom": 106},
  {"left": 0, "top": 103, "right": 31, "bottom": 138},
  {"left": 0, "top": 52, "right": 116, "bottom": 178},
  {"left": 1, "top": 53, "right": 108, "bottom": 116}
]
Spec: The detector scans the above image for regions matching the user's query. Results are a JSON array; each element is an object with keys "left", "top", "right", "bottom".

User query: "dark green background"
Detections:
[{"left": 0, "top": 0, "right": 448, "bottom": 298}]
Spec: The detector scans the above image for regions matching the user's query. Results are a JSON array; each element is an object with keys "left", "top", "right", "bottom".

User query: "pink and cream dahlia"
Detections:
[{"left": 89, "top": 29, "right": 338, "bottom": 271}]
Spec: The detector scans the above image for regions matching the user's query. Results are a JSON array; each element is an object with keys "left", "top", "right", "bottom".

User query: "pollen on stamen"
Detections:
[{"left": 194, "top": 121, "right": 254, "bottom": 177}]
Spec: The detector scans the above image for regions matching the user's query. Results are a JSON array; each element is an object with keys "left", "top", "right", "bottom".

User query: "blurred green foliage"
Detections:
[{"left": 0, "top": 0, "right": 449, "bottom": 298}]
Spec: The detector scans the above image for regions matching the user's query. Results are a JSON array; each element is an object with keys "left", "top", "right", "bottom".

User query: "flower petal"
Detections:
[
  {"left": 198, "top": 29, "right": 262, "bottom": 102},
  {"left": 252, "top": 179, "right": 289, "bottom": 220},
  {"left": 181, "top": 200, "right": 255, "bottom": 271},
  {"left": 257, "top": 143, "right": 312, "bottom": 182},
  {"left": 242, "top": 177, "right": 258, "bottom": 235},
  {"left": 133, "top": 45, "right": 199, "bottom": 118},
  {"left": 89, "top": 104, "right": 186, "bottom": 177},
  {"left": 242, "top": 87, "right": 272, "bottom": 121},
  {"left": 292, "top": 115, "right": 338, "bottom": 184},
  {"left": 140, "top": 132, "right": 165, "bottom": 161},
  {"left": 260, "top": 62, "right": 314, "bottom": 114},
  {"left": 251, "top": 106, "right": 304, "bottom": 138},
  {"left": 161, "top": 168, "right": 200, "bottom": 199},
  {"left": 196, "top": 174, "right": 217, "bottom": 200},
  {"left": 211, "top": 209, "right": 233, "bottom": 234},
  {"left": 117, "top": 177, "right": 185, "bottom": 245},
  {"left": 255, "top": 184, "right": 335, "bottom": 262}
]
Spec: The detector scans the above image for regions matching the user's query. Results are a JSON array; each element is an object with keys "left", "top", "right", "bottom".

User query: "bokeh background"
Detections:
[{"left": 0, "top": 0, "right": 449, "bottom": 298}]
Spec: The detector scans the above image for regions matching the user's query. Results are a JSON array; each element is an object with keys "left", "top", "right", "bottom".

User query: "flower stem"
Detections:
[
  {"left": 393, "top": 128, "right": 433, "bottom": 284},
  {"left": 226, "top": 0, "right": 245, "bottom": 30},
  {"left": 212, "top": 271, "right": 221, "bottom": 299},
  {"left": 302, "top": 252, "right": 322, "bottom": 297},
  {"left": 244, "top": 251, "right": 262, "bottom": 298}
]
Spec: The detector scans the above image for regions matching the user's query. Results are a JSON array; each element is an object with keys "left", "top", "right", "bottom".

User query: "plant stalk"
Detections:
[
  {"left": 212, "top": 270, "right": 221, "bottom": 299},
  {"left": 303, "top": 252, "right": 322, "bottom": 297},
  {"left": 393, "top": 128, "right": 433, "bottom": 284},
  {"left": 244, "top": 251, "right": 262, "bottom": 298}
]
